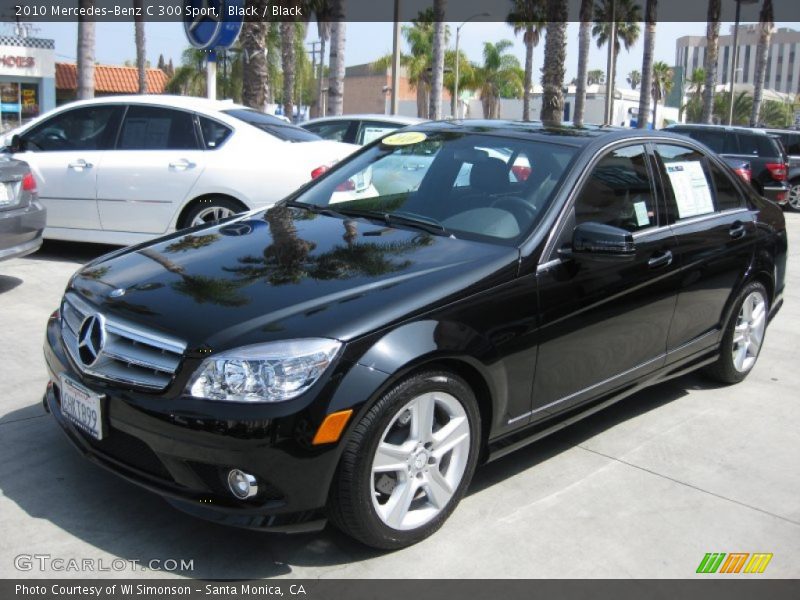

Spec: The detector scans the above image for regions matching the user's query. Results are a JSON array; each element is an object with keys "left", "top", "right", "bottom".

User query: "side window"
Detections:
[
  {"left": 737, "top": 134, "right": 769, "bottom": 156},
  {"left": 305, "top": 120, "right": 352, "bottom": 143},
  {"left": 198, "top": 116, "right": 232, "bottom": 149},
  {"left": 655, "top": 144, "right": 715, "bottom": 220},
  {"left": 574, "top": 144, "right": 657, "bottom": 232},
  {"left": 709, "top": 160, "right": 746, "bottom": 211},
  {"left": 117, "top": 106, "right": 198, "bottom": 150},
  {"left": 357, "top": 121, "right": 402, "bottom": 145},
  {"left": 24, "top": 106, "right": 121, "bottom": 152}
]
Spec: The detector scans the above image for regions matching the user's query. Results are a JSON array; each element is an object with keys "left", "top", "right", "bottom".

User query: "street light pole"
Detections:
[
  {"left": 455, "top": 13, "right": 489, "bottom": 119},
  {"left": 391, "top": 0, "right": 401, "bottom": 115},
  {"left": 604, "top": 0, "right": 616, "bottom": 125}
]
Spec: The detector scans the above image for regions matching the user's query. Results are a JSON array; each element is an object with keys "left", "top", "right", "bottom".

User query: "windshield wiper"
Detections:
[
  {"left": 335, "top": 208, "right": 453, "bottom": 237},
  {"left": 282, "top": 200, "right": 347, "bottom": 219}
]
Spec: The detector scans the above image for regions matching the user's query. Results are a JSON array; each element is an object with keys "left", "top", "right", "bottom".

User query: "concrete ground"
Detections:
[{"left": 1, "top": 216, "right": 798, "bottom": 580}]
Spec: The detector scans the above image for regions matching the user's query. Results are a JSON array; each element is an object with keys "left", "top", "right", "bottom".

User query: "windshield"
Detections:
[
  {"left": 290, "top": 132, "right": 577, "bottom": 245},
  {"left": 223, "top": 109, "right": 321, "bottom": 142}
]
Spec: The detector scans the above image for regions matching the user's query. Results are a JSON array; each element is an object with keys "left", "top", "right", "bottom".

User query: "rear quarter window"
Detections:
[{"left": 737, "top": 134, "right": 778, "bottom": 157}]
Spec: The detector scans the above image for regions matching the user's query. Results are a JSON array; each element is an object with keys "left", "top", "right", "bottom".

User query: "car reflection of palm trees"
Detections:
[
  {"left": 164, "top": 233, "right": 221, "bottom": 253},
  {"left": 226, "top": 205, "right": 434, "bottom": 286}
]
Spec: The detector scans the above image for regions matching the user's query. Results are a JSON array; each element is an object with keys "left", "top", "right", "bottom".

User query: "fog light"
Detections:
[{"left": 227, "top": 469, "right": 258, "bottom": 499}]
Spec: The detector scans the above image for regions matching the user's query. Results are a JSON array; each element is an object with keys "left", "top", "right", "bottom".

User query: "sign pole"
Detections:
[{"left": 207, "top": 50, "right": 217, "bottom": 101}]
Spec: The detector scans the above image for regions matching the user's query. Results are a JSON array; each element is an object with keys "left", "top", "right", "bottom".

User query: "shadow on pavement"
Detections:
[
  {"left": 0, "top": 372, "right": 719, "bottom": 579},
  {"left": 26, "top": 241, "right": 119, "bottom": 265},
  {"left": 0, "top": 275, "right": 22, "bottom": 294}
]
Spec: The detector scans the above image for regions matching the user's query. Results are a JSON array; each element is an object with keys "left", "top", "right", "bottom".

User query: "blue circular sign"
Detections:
[{"left": 183, "top": 0, "right": 244, "bottom": 51}]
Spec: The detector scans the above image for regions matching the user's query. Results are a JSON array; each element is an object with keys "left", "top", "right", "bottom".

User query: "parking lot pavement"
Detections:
[{"left": 1, "top": 222, "right": 798, "bottom": 580}]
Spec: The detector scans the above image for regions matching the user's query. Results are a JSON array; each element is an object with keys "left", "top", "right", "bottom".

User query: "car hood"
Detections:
[{"left": 69, "top": 207, "right": 518, "bottom": 351}]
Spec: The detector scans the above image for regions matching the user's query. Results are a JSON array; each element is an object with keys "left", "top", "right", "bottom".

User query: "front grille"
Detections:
[{"left": 61, "top": 292, "right": 186, "bottom": 391}]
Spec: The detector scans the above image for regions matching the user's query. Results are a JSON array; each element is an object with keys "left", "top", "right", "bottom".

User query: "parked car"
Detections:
[
  {"left": 43, "top": 123, "right": 786, "bottom": 549},
  {"left": 666, "top": 124, "right": 790, "bottom": 207},
  {"left": 0, "top": 156, "right": 45, "bottom": 261},
  {"left": 763, "top": 128, "right": 800, "bottom": 210},
  {"left": 1, "top": 96, "right": 358, "bottom": 246},
  {"left": 302, "top": 114, "right": 425, "bottom": 145}
]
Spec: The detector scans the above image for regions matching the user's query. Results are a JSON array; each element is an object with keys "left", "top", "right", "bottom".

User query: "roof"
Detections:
[
  {"left": 666, "top": 123, "right": 774, "bottom": 136},
  {"left": 44, "top": 93, "right": 244, "bottom": 113},
  {"left": 304, "top": 114, "right": 426, "bottom": 126},
  {"left": 55, "top": 63, "right": 170, "bottom": 95}
]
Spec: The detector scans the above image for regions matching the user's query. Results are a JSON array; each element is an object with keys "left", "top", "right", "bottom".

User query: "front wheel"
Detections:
[
  {"left": 705, "top": 281, "right": 769, "bottom": 384},
  {"left": 329, "top": 370, "right": 481, "bottom": 549}
]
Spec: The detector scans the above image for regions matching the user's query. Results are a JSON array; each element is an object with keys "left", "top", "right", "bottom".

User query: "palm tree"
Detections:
[
  {"left": 166, "top": 48, "right": 208, "bottom": 96},
  {"left": 444, "top": 49, "right": 476, "bottom": 117},
  {"left": 76, "top": 0, "right": 96, "bottom": 100},
  {"left": 429, "top": 0, "right": 447, "bottom": 120},
  {"left": 327, "top": 0, "right": 346, "bottom": 116},
  {"left": 592, "top": 0, "right": 641, "bottom": 98},
  {"left": 701, "top": 0, "right": 721, "bottom": 124},
  {"left": 714, "top": 90, "right": 752, "bottom": 126},
  {"left": 310, "top": 1, "right": 333, "bottom": 117},
  {"left": 475, "top": 40, "right": 524, "bottom": 119},
  {"left": 540, "top": 0, "right": 568, "bottom": 126},
  {"left": 637, "top": 0, "right": 657, "bottom": 129},
  {"left": 750, "top": 0, "right": 774, "bottom": 127},
  {"left": 680, "top": 67, "right": 705, "bottom": 122},
  {"left": 133, "top": 0, "right": 146, "bottom": 93},
  {"left": 587, "top": 69, "right": 605, "bottom": 85},
  {"left": 627, "top": 70, "right": 641, "bottom": 89},
  {"left": 651, "top": 61, "right": 673, "bottom": 128},
  {"left": 574, "top": 0, "right": 594, "bottom": 126},
  {"left": 241, "top": 0, "right": 270, "bottom": 109},
  {"left": 507, "top": 0, "right": 546, "bottom": 122},
  {"left": 281, "top": 21, "right": 297, "bottom": 120}
]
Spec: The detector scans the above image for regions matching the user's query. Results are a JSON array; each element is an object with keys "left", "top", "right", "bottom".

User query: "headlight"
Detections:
[{"left": 186, "top": 339, "right": 341, "bottom": 403}]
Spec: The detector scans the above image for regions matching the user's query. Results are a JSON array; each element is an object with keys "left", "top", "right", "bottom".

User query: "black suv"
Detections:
[
  {"left": 764, "top": 129, "right": 800, "bottom": 210},
  {"left": 666, "top": 124, "right": 790, "bottom": 208}
]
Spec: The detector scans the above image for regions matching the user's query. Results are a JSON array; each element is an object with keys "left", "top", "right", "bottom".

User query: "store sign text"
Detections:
[{"left": 0, "top": 56, "right": 35, "bottom": 69}]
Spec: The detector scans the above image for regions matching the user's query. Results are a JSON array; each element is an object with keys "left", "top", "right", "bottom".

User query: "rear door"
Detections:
[
  {"left": 531, "top": 143, "right": 681, "bottom": 419},
  {"left": 96, "top": 105, "right": 206, "bottom": 235},
  {"left": 652, "top": 143, "right": 757, "bottom": 362}
]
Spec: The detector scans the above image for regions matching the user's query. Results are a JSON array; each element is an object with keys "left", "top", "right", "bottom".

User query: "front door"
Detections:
[{"left": 531, "top": 143, "right": 680, "bottom": 420}]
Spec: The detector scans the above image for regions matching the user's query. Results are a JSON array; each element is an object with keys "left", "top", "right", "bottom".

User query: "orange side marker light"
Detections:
[{"left": 312, "top": 409, "right": 353, "bottom": 445}]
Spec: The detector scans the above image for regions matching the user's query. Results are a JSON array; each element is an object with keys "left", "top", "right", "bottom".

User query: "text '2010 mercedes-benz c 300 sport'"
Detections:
[{"left": 43, "top": 123, "right": 787, "bottom": 549}]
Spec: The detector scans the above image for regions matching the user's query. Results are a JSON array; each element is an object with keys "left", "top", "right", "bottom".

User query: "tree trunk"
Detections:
[
  {"left": 701, "top": 0, "right": 721, "bottom": 123},
  {"left": 281, "top": 21, "right": 295, "bottom": 121},
  {"left": 328, "top": 2, "right": 347, "bottom": 117},
  {"left": 134, "top": 0, "right": 146, "bottom": 94},
  {"left": 429, "top": 0, "right": 446, "bottom": 120},
  {"left": 750, "top": 0, "right": 773, "bottom": 127},
  {"left": 76, "top": 1, "right": 96, "bottom": 100},
  {"left": 315, "top": 23, "right": 329, "bottom": 118},
  {"left": 637, "top": 1, "right": 657, "bottom": 129},
  {"left": 574, "top": 1, "right": 592, "bottom": 127},
  {"left": 241, "top": 1, "right": 269, "bottom": 110},
  {"left": 540, "top": 1, "right": 567, "bottom": 127},
  {"left": 522, "top": 28, "right": 534, "bottom": 122}
]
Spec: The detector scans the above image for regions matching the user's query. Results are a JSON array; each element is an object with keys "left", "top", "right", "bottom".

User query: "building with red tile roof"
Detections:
[{"left": 55, "top": 62, "right": 169, "bottom": 104}]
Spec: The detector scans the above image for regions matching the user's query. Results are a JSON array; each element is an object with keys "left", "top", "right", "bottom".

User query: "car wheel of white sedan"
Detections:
[{"left": 181, "top": 197, "right": 246, "bottom": 229}]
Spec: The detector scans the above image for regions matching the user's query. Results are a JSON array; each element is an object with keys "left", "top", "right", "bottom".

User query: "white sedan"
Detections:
[{"left": 2, "top": 96, "right": 358, "bottom": 246}]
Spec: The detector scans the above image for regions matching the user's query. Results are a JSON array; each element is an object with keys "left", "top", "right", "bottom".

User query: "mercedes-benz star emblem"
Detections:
[
  {"left": 77, "top": 314, "right": 106, "bottom": 367},
  {"left": 109, "top": 288, "right": 126, "bottom": 298}
]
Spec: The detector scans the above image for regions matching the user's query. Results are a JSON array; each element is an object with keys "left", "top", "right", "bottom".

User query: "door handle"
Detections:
[
  {"left": 648, "top": 250, "right": 673, "bottom": 269},
  {"left": 68, "top": 159, "right": 93, "bottom": 170},
  {"left": 169, "top": 159, "right": 196, "bottom": 170},
  {"left": 729, "top": 222, "right": 746, "bottom": 239}
]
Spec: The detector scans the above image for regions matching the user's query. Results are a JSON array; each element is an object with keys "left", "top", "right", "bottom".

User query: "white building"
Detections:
[
  {"left": 677, "top": 26, "right": 800, "bottom": 96},
  {"left": 0, "top": 34, "right": 57, "bottom": 132}
]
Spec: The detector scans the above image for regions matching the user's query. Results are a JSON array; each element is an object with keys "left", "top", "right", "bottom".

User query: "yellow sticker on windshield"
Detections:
[{"left": 381, "top": 131, "right": 427, "bottom": 146}]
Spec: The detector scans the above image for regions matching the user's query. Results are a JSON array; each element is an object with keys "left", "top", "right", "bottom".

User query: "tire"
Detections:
[
  {"left": 328, "top": 370, "right": 481, "bottom": 550},
  {"left": 788, "top": 179, "right": 800, "bottom": 212},
  {"left": 179, "top": 197, "right": 246, "bottom": 229},
  {"left": 704, "top": 281, "right": 769, "bottom": 385}
]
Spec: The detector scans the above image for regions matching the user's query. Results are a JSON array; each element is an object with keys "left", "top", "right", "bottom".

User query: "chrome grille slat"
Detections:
[{"left": 60, "top": 292, "right": 186, "bottom": 391}]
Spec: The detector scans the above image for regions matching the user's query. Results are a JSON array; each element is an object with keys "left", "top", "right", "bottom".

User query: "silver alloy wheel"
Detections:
[
  {"left": 732, "top": 290, "right": 767, "bottom": 373},
  {"left": 190, "top": 206, "right": 236, "bottom": 227},
  {"left": 789, "top": 182, "right": 800, "bottom": 210},
  {"left": 370, "top": 391, "right": 470, "bottom": 531}
]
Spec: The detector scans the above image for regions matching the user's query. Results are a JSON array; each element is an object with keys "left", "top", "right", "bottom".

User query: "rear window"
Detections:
[
  {"left": 223, "top": 109, "right": 321, "bottom": 142},
  {"left": 737, "top": 133, "right": 779, "bottom": 157}
]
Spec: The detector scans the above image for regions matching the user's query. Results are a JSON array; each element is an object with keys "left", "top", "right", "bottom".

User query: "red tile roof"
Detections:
[{"left": 55, "top": 62, "right": 169, "bottom": 94}]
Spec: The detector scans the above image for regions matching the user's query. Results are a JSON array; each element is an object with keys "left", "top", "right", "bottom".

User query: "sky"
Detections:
[{"left": 9, "top": 20, "right": 800, "bottom": 89}]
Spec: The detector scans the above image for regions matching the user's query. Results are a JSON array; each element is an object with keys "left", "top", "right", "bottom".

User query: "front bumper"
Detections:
[
  {"left": 0, "top": 199, "right": 45, "bottom": 261},
  {"left": 43, "top": 315, "right": 353, "bottom": 533}
]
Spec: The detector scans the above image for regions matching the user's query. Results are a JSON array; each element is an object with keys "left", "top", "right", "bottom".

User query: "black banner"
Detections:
[
  {"left": 3, "top": 580, "right": 800, "bottom": 600},
  {"left": 1, "top": 0, "right": 800, "bottom": 23}
]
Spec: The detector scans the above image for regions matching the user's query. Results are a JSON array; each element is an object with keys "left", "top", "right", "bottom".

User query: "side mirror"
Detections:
[
  {"left": 562, "top": 221, "right": 636, "bottom": 262},
  {"left": 8, "top": 135, "right": 26, "bottom": 153}
]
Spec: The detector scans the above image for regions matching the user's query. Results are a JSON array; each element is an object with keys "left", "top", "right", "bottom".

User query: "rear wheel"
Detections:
[
  {"left": 180, "top": 197, "right": 246, "bottom": 229},
  {"left": 705, "top": 281, "right": 769, "bottom": 384},
  {"left": 329, "top": 370, "right": 480, "bottom": 549},
  {"left": 788, "top": 179, "right": 800, "bottom": 211}
]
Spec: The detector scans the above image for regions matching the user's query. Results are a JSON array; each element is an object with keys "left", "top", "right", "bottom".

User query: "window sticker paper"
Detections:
[{"left": 665, "top": 161, "right": 714, "bottom": 218}]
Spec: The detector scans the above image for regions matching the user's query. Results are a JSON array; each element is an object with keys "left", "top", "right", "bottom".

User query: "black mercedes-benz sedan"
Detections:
[{"left": 43, "top": 122, "right": 787, "bottom": 549}]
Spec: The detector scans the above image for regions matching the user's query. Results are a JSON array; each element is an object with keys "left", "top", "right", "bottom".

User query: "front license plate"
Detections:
[{"left": 59, "top": 374, "right": 104, "bottom": 440}]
